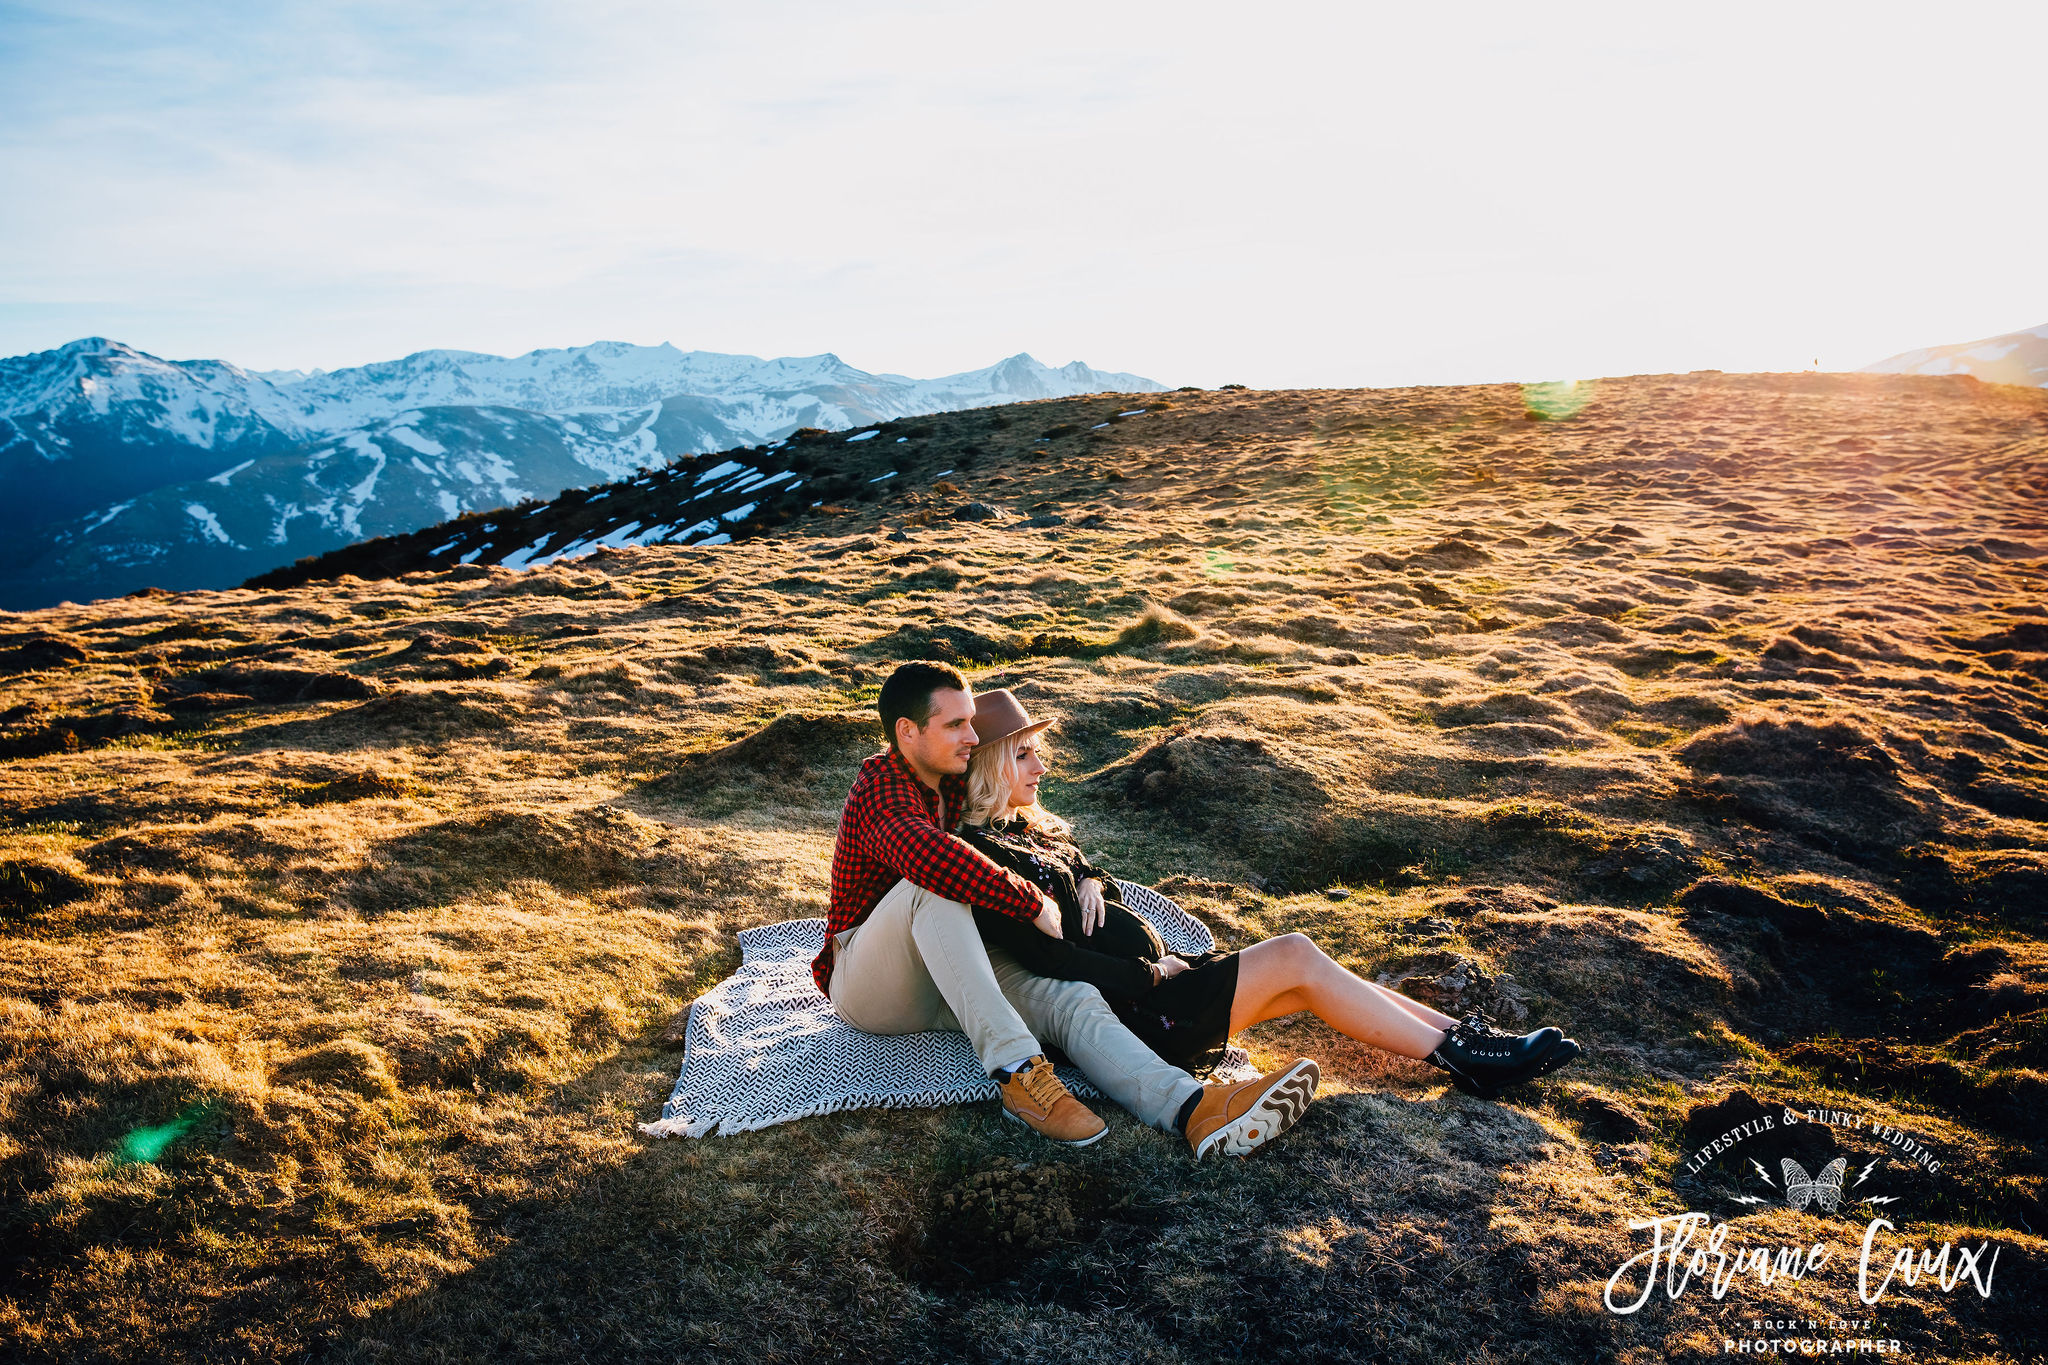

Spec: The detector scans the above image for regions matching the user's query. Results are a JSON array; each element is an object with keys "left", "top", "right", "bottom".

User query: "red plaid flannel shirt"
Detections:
[{"left": 814, "top": 748, "right": 1045, "bottom": 996}]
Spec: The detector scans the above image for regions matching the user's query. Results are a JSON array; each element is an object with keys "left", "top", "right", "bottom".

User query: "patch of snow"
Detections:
[
  {"left": 429, "top": 539, "right": 460, "bottom": 556},
  {"left": 697, "top": 532, "right": 732, "bottom": 546},
  {"left": 868, "top": 470, "right": 898, "bottom": 482},
  {"left": 845, "top": 429, "right": 879, "bottom": 442},
  {"left": 499, "top": 534, "right": 555, "bottom": 570},
  {"left": 206, "top": 458, "right": 255, "bottom": 486},
  {"left": 592, "top": 521, "right": 645, "bottom": 548},
  {"left": 435, "top": 491, "right": 461, "bottom": 519},
  {"left": 338, "top": 433, "right": 386, "bottom": 538},
  {"left": 184, "top": 502, "right": 239, "bottom": 546},
  {"left": 81, "top": 500, "right": 134, "bottom": 534},
  {"left": 720, "top": 502, "right": 759, "bottom": 522},
  {"left": 587, "top": 491, "right": 610, "bottom": 502},
  {"left": 1119, "top": 409, "right": 1147, "bottom": 417},
  {"left": 1090, "top": 422, "right": 1110, "bottom": 430},
  {"left": 934, "top": 468, "right": 953, "bottom": 476},
  {"left": 385, "top": 426, "right": 446, "bottom": 456},
  {"left": 458, "top": 544, "right": 491, "bottom": 565},
  {"left": 896, "top": 436, "right": 908, "bottom": 443},
  {"left": 694, "top": 459, "right": 746, "bottom": 485}
]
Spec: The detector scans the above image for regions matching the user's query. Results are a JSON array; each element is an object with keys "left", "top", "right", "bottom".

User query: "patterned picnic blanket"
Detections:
[{"left": 638, "top": 881, "right": 1247, "bottom": 1138}]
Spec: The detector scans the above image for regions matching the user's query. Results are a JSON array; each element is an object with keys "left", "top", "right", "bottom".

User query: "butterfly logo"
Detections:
[{"left": 1781, "top": 1157, "right": 1847, "bottom": 1212}]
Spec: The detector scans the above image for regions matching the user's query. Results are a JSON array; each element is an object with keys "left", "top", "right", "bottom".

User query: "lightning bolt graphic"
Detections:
[
  {"left": 1853, "top": 1160, "right": 1879, "bottom": 1189},
  {"left": 1750, "top": 1159, "right": 1775, "bottom": 1185},
  {"left": 1862, "top": 1196, "right": 1899, "bottom": 1206},
  {"left": 1732, "top": 1195, "right": 1770, "bottom": 1205}
]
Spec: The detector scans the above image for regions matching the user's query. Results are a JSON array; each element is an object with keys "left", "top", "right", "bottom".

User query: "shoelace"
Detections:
[
  {"left": 1449, "top": 1020, "right": 1522, "bottom": 1060},
  {"left": 1016, "top": 1061, "right": 1065, "bottom": 1111}
]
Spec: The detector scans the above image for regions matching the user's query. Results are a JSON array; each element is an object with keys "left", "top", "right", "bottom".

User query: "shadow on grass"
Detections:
[{"left": 319, "top": 1076, "right": 1599, "bottom": 1365}]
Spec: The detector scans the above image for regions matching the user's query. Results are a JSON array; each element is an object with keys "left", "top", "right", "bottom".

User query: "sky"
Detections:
[{"left": 2, "top": 0, "right": 2043, "bottom": 389}]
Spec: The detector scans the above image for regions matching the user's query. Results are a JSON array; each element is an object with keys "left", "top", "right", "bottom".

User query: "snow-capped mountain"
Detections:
[
  {"left": 1862, "top": 323, "right": 2048, "bottom": 389},
  {"left": 0, "top": 337, "right": 1164, "bottom": 609}
]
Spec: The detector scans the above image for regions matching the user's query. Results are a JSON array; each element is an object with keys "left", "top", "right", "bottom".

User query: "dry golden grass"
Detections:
[{"left": 3, "top": 372, "right": 2046, "bottom": 1362}]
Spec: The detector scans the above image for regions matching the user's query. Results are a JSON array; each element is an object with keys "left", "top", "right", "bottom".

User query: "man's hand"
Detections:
[
  {"left": 1153, "top": 954, "right": 1190, "bottom": 981},
  {"left": 1033, "top": 894, "right": 1063, "bottom": 939},
  {"left": 1076, "top": 877, "right": 1106, "bottom": 936}
]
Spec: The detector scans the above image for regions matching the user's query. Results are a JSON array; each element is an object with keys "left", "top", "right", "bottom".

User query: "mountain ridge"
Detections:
[
  {"left": 1863, "top": 321, "right": 2048, "bottom": 389},
  {"left": 0, "top": 337, "right": 1164, "bottom": 608}
]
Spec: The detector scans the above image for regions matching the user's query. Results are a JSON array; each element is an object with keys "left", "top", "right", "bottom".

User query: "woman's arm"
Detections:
[{"left": 973, "top": 905, "right": 1156, "bottom": 1001}]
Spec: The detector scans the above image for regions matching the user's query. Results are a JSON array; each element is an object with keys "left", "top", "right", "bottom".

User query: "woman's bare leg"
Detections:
[{"left": 1228, "top": 933, "right": 1454, "bottom": 1060}]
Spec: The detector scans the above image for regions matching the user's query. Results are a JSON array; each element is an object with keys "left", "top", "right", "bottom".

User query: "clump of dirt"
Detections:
[
  {"left": 381, "top": 632, "right": 514, "bottom": 681},
  {"left": 1429, "top": 690, "right": 1574, "bottom": 729},
  {"left": 364, "top": 1008, "right": 553, "bottom": 1089},
  {"left": 77, "top": 833, "right": 190, "bottom": 875},
  {"left": 272, "top": 1039, "right": 400, "bottom": 1101},
  {"left": 860, "top": 622, "right": 1019, "bottom": 665},
  {"left": 287, "top": 771, "right": 430, "bottom": 805},
  {"left": 329, "top": 688, "right": 515, "bottom": 737},
  {"left": 1479, "top": 904, "right": 1772, "bottom": 1039},
  {"left": 1114, "top": 601, "right": 1199, "bottom": 649},
  {"left": 1678, "top": 708, "right": 1936, "bottom": 854},
  {"left": 1430, "top": 884, "right": 1559, "bottom": 919},
  {"left": 0, "top": 859, "right": 90, "bottom": 922},
  {"left": 1579, "top": 829, "right": 1706, "bottom": 892},
  {"left": 1941, "top": 848, "right": 2048, "bottom": 915},
  {"left": 662, "top": 641, "right": 817, "bottom": 682},
  {"left": 930, "top": 1161, "right": 1081, "bottom": 1262},
  {"left": 1676, "top": 876, "right": 1835, "bottom": 938},
  {"left": 166, "top": 666, "right": 377, "bottom": 706},
  {"left": 1377, "top": 950, "right": 1527, "bottom": 1022},
  {"left": 1678, "top": 709, "right": 1901, "bottom": 781},
  {"left": 1093, "top": 726, "right": 1328, "bottom": 841},
  {"left": 1780, "top": 1037, "right": 2048, "bottom": 1153},
  {"left": 0, "top": 631, "right": 93, "bottom": 675},
  {"left": 0, "top": 702, "right": 174, "bottom": 759},
  {"left": 911, "top": 1157, "right": 1157, "bottom": 1290},
  {"left": 654, "top": 710, "right": 880, "bottom": 811},
  {"left": 1557, "top": 1084, "right": 1649, "bottom": 1142},
  {"left": 344, "top": 806, "right": 659, "bottom": 913}
]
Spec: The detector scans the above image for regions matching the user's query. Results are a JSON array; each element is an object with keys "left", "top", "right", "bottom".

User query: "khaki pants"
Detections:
[{"left": 828, "top": 878, "right": 1202, "bottom": 1131}]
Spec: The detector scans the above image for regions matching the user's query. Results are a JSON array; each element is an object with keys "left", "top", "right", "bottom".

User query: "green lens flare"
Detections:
[
  {"left": 113, "top": 1103, "right": 211, "bottom": 1165},
  {"left": 1202, "top": 548, "right": 1234, "bottom": 577},
  {"left": 1521, "top": 379, "right": 1596, "bottom": 421}
]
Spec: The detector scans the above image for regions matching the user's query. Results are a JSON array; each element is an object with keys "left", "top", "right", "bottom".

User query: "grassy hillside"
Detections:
[{"left": 3, "top": 373, "right": 2046, "bottom": 1362}]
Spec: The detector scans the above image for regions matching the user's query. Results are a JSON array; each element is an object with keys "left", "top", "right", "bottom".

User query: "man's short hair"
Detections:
[{"left": 879, "top": 661, "right": 968, "bottom": 750}]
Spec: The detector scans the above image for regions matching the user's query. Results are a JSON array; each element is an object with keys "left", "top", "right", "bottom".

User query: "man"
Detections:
[{"left": 818, "top": 660, "right": 1320, "bottom": 1157}]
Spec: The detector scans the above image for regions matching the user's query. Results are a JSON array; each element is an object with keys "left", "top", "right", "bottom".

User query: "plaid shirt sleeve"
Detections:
[
  {"left": 858, "top": 793, "right": 1046, "bottom": 922},
  {"left": 813, "top": 753, "right": 1044, "bottom": 996}
]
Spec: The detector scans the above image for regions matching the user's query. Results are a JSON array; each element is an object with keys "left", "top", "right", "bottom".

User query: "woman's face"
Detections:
[{"left": 1007, "top": 736, "right": 1047, "bottom": 812}]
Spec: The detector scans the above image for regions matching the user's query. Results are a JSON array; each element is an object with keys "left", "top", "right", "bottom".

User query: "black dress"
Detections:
[{"left": 958, "top": 814, "right": 1241, "bottom": 1073}]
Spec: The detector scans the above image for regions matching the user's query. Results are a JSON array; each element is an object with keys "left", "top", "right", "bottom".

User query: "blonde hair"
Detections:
[{"left": 963, "top": 730, "right": 1071, "bottom": 834}]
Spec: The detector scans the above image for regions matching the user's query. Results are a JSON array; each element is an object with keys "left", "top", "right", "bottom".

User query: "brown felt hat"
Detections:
[{"left": 971, "top": 688, "right": 1055, "bottom": 748}]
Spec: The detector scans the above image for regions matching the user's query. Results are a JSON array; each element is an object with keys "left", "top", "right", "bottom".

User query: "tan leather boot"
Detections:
[
  {"left": 1184, "top": 1058, "right": 1320, "bottom": 1160},
  {"left": 997, "top": 1055, "right": 1107, "bottom": 1147}
]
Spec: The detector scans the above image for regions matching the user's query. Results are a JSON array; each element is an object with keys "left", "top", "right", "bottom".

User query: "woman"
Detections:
[{"left": 957, "top": 690, "right": 1581, "bottom": 1099}]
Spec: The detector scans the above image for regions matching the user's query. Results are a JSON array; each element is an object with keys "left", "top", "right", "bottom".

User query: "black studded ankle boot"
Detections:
[{"left": 1426, "top": 1016, "right": 1575, "bottom": 1100}]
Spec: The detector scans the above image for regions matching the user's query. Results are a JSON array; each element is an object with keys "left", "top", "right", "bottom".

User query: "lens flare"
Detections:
[
  {"left": 1521, "top": 378, "right": 1597, "bottom": 421},
  {"left": 113, "top": 1102, "right": 212, "bottom": 1165}
]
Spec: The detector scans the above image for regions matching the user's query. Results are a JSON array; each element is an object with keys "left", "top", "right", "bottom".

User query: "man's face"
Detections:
[{"left": 898, "top": 686, "right": 978, "bottom": 776}]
